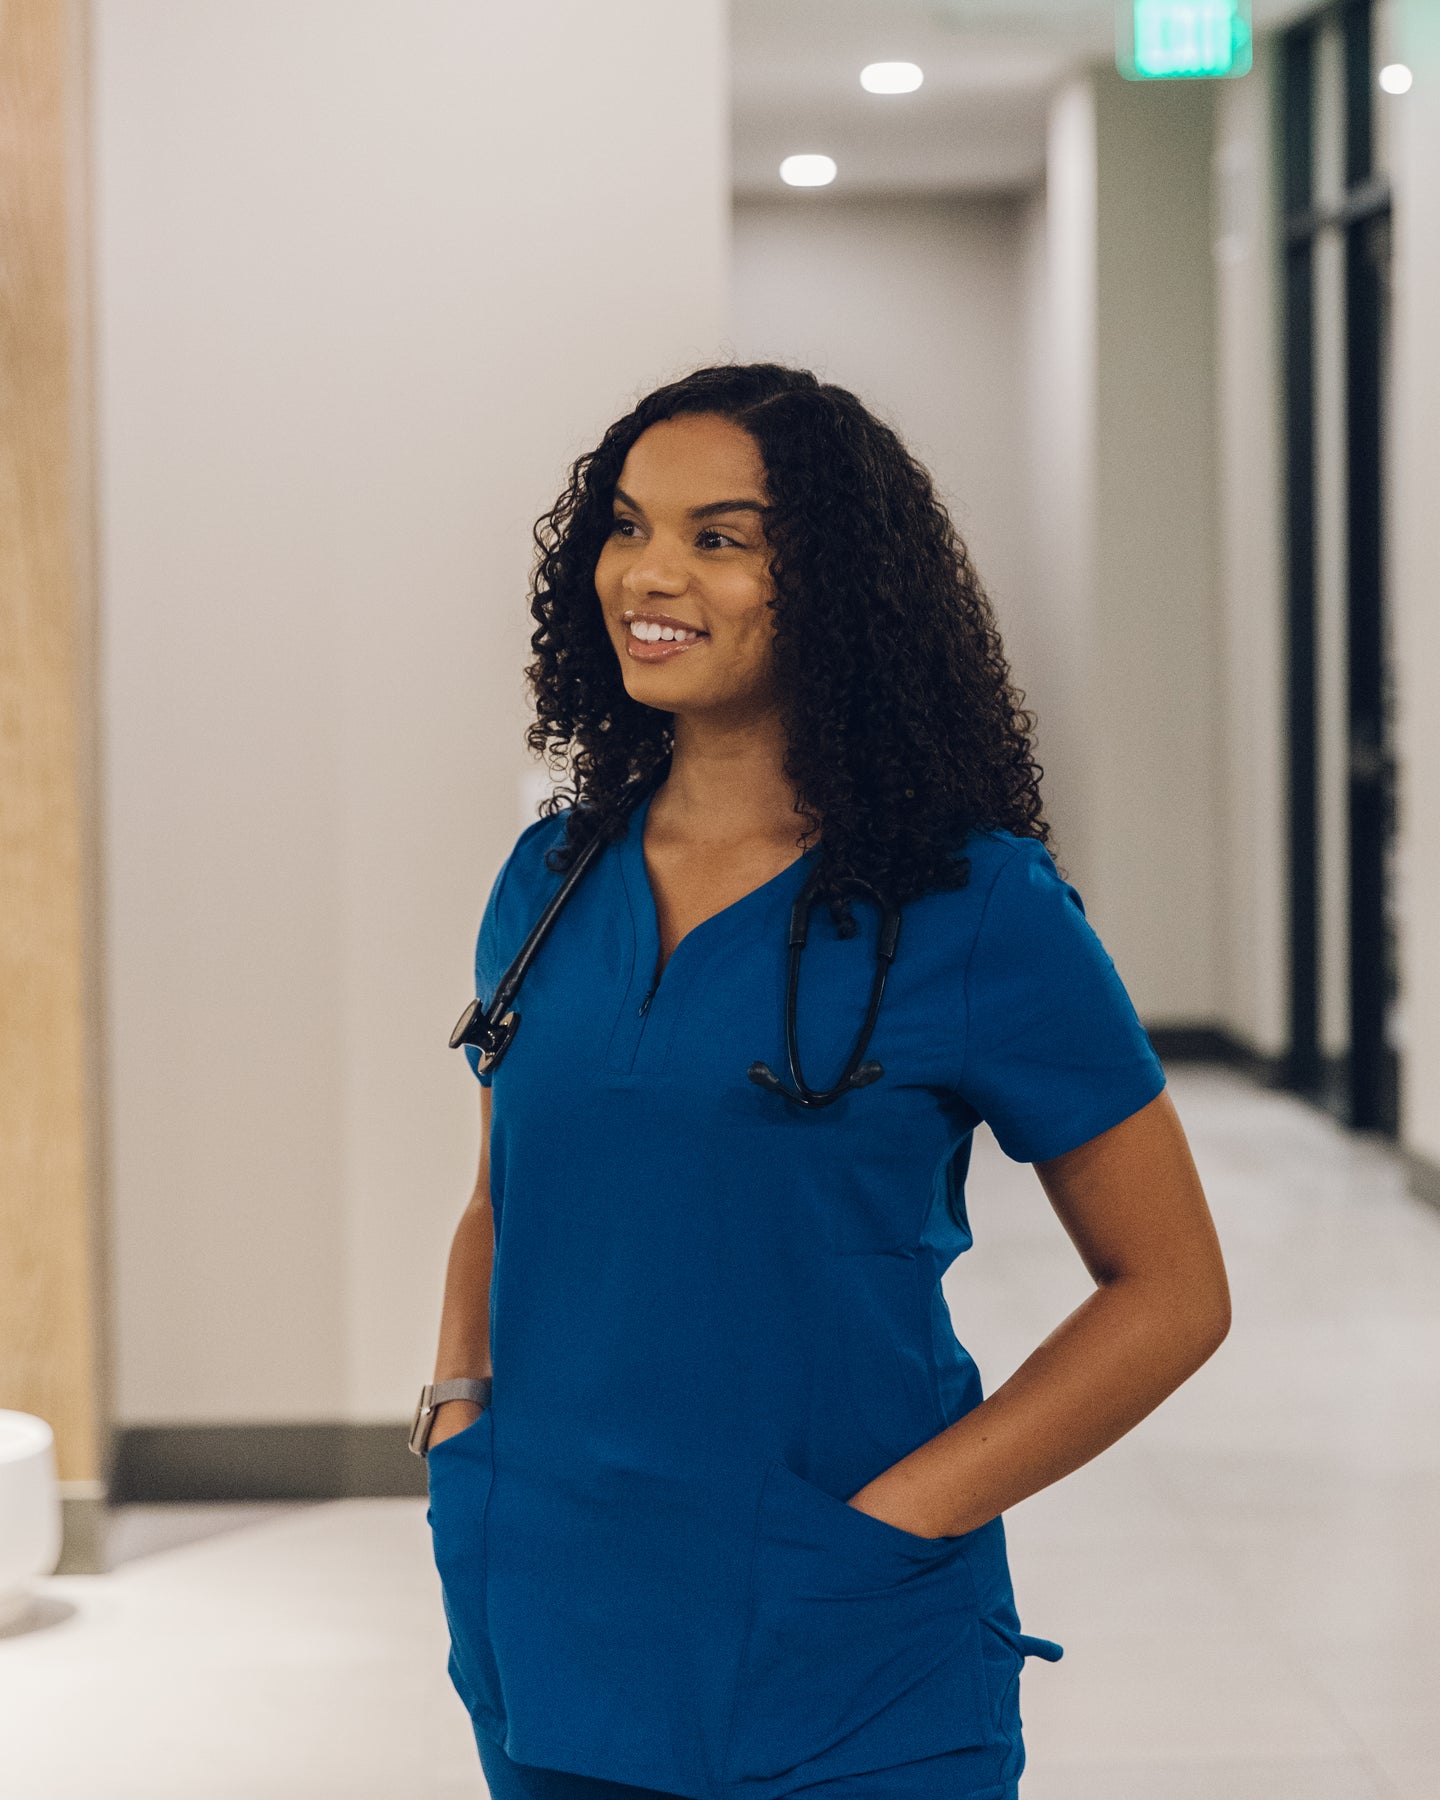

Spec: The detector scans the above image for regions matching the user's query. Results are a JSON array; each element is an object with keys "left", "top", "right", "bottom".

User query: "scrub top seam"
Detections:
[
  {"left": 716, "top": 1463, "right": 771, "bottom": 1798},
  {"left": 911, "top": 1249, "right": 953, "bottom": 1437},
  {"left": 479, "top": 845, "right": 519, "bottom": 1000},
  {"left": 478, "top": 1409, "right": 500, "bottom": 1725},
  {"left": 954, "top": 841, "right": 1027, "bottom": 1102},
  {"left": 608, "top": 834, "right": 646, "bottom": 1073}
]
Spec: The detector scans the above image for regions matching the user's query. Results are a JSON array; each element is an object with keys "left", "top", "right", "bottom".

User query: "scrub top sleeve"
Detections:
[
  {"left": 462, "top": 851, "right": 514, "bottom": 1085},
  {"left": 956, "top": 839, "right": 1167, "bottom": 1163},
  {"left": 461, "top": 813, "right": 562, "bottom": 1084}
]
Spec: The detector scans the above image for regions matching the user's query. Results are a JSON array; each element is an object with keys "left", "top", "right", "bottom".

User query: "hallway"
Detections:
[{"left": 5, "top": 1067, "right": 1435, "bottom": 1799}]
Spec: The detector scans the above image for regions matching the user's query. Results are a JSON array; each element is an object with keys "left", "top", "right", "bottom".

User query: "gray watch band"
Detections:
[{"left": 409, "top": 1376, "right": 492, "bottom": 1457}]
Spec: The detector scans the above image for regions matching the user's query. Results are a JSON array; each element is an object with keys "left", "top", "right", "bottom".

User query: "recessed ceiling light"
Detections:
[
  {"left": 1378, "top": 63, "right": 1413, "bottom": 94},
  {"left": 860, "top": 61, "right": 924, "bottom": 95},
  {"left": 780, "top": 154, "right": 838, "bottom": 188}
]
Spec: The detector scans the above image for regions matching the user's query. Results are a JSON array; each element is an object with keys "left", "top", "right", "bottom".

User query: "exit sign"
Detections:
[{"left": 1117, "top": 0, "right": 1253, "bottom": 80}]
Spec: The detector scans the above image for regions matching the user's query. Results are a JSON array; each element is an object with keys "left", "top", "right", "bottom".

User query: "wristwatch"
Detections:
[{"left": 409, "top": 1376, "right": 493, "bottom": 1457}]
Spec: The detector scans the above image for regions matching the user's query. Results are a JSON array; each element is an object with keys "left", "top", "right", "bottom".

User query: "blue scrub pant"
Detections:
[{"left": 474, "top": 1722, "right": 1020, "bottom": 1800}]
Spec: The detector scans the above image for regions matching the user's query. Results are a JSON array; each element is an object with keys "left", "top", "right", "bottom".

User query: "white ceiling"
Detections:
[{"left": 732, "top": 0, "right": 1322, "bottom": 196}]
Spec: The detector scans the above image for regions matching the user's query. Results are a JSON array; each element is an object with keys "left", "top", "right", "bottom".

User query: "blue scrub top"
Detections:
[{"left": 427, "top": 789, "right": 1167, "bottom": 1799}]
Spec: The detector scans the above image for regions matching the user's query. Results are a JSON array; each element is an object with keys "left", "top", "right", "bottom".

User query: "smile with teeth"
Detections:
[
  {"left": 622, "top": 610, "right": 710, "bottom": 661},
  {"left": 627, "top": 618, "right": 704, "bottom": 642}
]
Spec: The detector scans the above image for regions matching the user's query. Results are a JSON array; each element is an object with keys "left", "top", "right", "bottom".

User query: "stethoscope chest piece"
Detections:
[{"left": 450, "top": 997, "right": 520, "bottom": 1075}]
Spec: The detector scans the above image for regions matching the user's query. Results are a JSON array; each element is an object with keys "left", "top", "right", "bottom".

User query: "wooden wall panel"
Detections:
[{"left": 0, "top": 0, "right": 104, "bottom": 1488}]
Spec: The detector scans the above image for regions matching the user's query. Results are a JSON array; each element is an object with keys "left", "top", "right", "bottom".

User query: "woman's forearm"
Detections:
[
  {"left": 850, "top": 1271, "right": 1229, "bottom": 1539},
  {"left": 433, "top": 1195, "right": 495, "bottom": 1383}
]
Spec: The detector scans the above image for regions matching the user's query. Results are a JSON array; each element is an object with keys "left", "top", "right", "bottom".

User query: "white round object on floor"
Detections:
[{"left": 0, "top": 1412, "right": 63, "bottom": 1625}]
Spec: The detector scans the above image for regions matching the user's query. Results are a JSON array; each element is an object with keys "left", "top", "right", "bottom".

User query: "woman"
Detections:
[{"left": 418, "top": 363, "right": 1230, "bottom": 1800}]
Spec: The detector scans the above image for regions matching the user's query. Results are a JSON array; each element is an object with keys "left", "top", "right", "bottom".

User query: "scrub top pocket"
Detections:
[
  {"left": 426, "top": 1407, "right": 505, "bottom": 1735},
  {"left": 725, "top": 1459, "right": 997, "bottom": 1792}
]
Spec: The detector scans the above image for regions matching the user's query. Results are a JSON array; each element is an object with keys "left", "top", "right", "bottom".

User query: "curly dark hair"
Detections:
[{"left": 522, "top": 362, "right": 1054, "bottom": 929}]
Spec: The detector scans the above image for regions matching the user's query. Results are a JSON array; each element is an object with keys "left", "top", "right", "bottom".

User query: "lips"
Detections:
[
  {"left": 626, "top": 630, "right": 708, "bottom": 664},
  {"left": 621, "top": 609, "right": 709, "bottom": 664}
]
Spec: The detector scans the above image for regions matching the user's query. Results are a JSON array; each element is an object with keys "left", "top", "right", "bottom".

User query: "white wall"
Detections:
[
  {"left": 1019, "top": 82, "right": 1098, "bottom": 888},
  {"left": 95, "top": 0, "right": 729, "bottom": 1427},
  {"left": 1021, "top": 71, "right": 1225, "bottom": 1026},
  {"left": 730, "top": 195, "right": 1031, "bottom": 678},
  {"left": 1390, "top": 0, "right": 1440, "bottom": 1166},
  {"left": 1090, "top": 70, "right": 1224, "bottom": 1025},
  {"left": 1212, "top": 42, "right": 1289, "bottom": 1059}
]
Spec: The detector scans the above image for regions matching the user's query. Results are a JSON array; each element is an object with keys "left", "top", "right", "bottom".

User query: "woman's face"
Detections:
[{"left": 595, "top": 413, "right": 779, "bottom": 721}]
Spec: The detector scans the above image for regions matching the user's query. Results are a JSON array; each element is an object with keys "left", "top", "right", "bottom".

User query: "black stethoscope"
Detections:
[{"left": 449, "top": 788, "right": 903, "bottom": 1108}]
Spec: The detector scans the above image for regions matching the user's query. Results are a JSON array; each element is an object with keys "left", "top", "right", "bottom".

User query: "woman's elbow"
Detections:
[
  {"left": 1122, "top": 1252, "right": 1231, "bottom": 1374},
  {"left": 1180, "top": 1260, "right": 1232, "bottom": 1367}
]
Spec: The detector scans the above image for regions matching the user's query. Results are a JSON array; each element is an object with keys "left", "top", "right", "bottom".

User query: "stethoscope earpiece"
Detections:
[{"left": 747, "top": 1055, "right": 887, "bottom": 1107}]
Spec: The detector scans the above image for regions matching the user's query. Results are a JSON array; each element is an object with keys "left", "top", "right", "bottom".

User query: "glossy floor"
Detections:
[{"left": 3, "top": 1068, "right": 1436, "bottom": 1798}]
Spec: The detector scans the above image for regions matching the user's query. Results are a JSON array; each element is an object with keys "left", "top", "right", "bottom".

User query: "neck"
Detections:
[{"left": 652, "top": 712, "right": 812, "bottom": 849}]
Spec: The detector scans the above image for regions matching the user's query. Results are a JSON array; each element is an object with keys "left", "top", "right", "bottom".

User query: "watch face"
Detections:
[{"left": 408, "top": 1390, "right": 433, "bottom": 1457}]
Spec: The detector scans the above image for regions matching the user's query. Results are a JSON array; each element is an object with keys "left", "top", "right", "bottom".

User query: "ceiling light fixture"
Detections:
[
  {"left": 780, "top": 154, "right": 838, "bottom": 188},
  {"left": 1378, "top": 63, "right": 1413, "bottom": 94},
  {"left": 860, "top": 61, "right": 924, "bottom": 95}
]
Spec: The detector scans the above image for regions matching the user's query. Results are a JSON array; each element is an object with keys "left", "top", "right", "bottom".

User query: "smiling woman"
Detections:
[
  {"left": 520, "top": 363, "right": 1055, "bottom": 924},
  {"left": 423, "top": 362, "right": 1229, "bottom": 1800},
  {"left": 600, "top": 416, "right": 772, "bottom": 680}
]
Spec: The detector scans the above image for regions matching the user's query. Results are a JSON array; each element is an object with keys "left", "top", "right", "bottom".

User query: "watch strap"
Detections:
[
  {"left": 429, "top": 1377, "right": 492, "bottom": 1410},
  {"left": 409, "top": 1376, "right": 492, "bottom": 1457}
]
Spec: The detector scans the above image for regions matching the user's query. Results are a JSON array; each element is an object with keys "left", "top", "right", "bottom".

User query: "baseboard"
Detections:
[
  {"left": 58, "top": 1492, "right": 109, "bottom": 1574},
  {"left": 109, "top": 1422, "right": 427, "bottom": 1503},
  {"left": 1144, "top": 1024, "right": 1286, "bottom": 1086}
]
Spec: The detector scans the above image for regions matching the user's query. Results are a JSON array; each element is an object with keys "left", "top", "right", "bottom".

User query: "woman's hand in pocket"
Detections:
[
  {"left": 846, "top": 1461, "right": 956, "bottom": 1539},
  {"left": 427, "top": 1399, "right": 483, "bottom": 1450}
]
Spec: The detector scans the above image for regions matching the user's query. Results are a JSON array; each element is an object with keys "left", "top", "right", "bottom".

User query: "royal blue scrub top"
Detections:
[{"left": 427, "top": 788, "right": 1167, "bottom": 1800}]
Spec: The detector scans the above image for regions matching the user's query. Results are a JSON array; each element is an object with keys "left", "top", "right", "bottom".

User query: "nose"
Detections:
[{"left": 622, "top": 533, "right": 688, "bottom": 599}]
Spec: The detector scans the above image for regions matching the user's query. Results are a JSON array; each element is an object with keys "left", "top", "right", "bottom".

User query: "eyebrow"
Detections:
[{"left": 613, "top": 487, "right": 767, "bottom": 522}]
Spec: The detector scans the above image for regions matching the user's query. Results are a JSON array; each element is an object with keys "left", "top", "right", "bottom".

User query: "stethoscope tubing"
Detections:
[
  {"left": 753, "top": 870, "right": 899, "bottom": 1106},
  {"left": 448, "top": 816, "right": 610, "bottom": 1075}
]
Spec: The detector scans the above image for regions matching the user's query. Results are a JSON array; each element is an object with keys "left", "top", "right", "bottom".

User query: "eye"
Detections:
[
  {"left": 697, "top": 527, "right": 742, "bottom": 550},
  {"left": 610, "top": 517, "right": 640, "bottom": 538}
]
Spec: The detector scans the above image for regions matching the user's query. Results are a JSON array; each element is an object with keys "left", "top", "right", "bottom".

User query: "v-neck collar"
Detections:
[{"left": 620, "top": 785, "right": 821, "bottom": 990}]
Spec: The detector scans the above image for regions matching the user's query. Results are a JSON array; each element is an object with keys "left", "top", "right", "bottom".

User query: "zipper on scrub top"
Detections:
[{"left": 627, "top": 965, "right": 665, "bottom": 1073}]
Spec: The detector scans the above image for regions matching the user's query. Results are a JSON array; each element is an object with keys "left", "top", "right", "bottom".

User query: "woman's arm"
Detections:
[
  {"left": 848, "top": 1087, "right": 1230, "bottom": 1538},
  {"left": 426, "top": 1085, "right": 496, "bottom": 1450}
]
